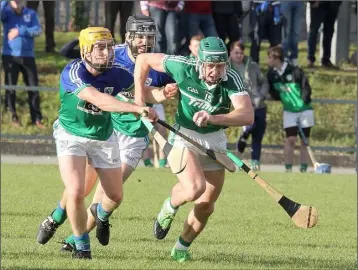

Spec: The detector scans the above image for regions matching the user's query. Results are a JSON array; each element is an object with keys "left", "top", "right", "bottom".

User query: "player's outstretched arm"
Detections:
[
  {"left": 134, "top": 53, "right": 167, "bottom": 106},
  {"left": 146, "top": 83, "right": 178, "bottom": 103},
  {"left": 77, "top": 86, "right": 157, "bottom": 120}
]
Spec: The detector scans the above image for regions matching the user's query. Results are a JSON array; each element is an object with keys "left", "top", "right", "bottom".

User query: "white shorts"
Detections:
[
  {"left": 152, "top": 104, "right": 166, "bottom": 121},
  {"left": 168, "top": 126, "right": 227, "bottom": 171},
  {"left": 283, "top": 110, "right": 315, "bottom": 129},
  {"left": 53, "top": 120, "right": 121, "bottom": 169},
  {"left": 115, "top": 131, "right": 149, "bottom": 169}
]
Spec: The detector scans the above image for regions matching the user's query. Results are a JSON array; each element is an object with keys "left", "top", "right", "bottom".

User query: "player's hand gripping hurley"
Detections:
[{"left": 157, "top": 119, "right": 318, "bottom": 229}]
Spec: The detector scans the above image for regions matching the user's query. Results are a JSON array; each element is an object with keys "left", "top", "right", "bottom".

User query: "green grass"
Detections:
[
  {"left": 1, "top": 32, "right": 357, "bottom": 148},
  {"left": 1, "top": 165, "right": 357, "bottom": 269}
]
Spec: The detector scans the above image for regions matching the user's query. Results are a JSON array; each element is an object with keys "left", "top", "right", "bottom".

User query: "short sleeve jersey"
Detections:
[
  {"left": 59, "top": 60, "right": 134, "bottom": 140},
  {"left": 163, "top": 55, "right": 248, "bottom": 134},
  {"left": 111, "top": 44, "right": 174, "bottom": 137}
]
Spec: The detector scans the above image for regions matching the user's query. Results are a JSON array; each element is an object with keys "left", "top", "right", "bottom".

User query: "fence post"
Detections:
[
  {"left": 356, "top": 85, "right": 358, "bottom": 173},
  {"left": 65, "top": 0, "right": 71, "bottom": 32},
  {"left": 94, "top": 0, "right": 99, "bottom": 26}
]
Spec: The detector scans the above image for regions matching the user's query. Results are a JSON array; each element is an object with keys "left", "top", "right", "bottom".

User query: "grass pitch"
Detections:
[{"left": 1, "top": 164, "right": 356, "bottom": 269}]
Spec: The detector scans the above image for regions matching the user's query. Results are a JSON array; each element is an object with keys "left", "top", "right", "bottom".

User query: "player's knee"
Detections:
[
  {"left": 185, "top": 181, "right": 206, "bottom": 202},
  {"left": 194, "top": 201, "right": 215, "bottom": 217},
  {"left": 286, "top": 136, "right": 297, "bottom": 147},
  {"left": 67, "top": 190, "right": 86, "bottom": 204},
  {"left": 107, "top": 190, "right": 123, "bottom": 205}
]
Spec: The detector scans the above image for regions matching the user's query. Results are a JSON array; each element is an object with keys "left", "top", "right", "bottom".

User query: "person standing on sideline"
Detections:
[
  {"left": 104, "top": 1, "right": 134, "bottom": 43},
  {"left": 231, "top": 41, "right": 269, "bottom": 171},
  {"left": 307, "top": 1, "right": 342, "bottom": 69},
  {"left": 26, "top": 0, "right": 56, "bottom": 52},
  {"left": 266, "top": 46, "right": 314, "bottom": 173},
  {"left": 134, "top": 37, "right": 254, "bottom": 262},
  {"left": 140, "top": 1, "right": 184, "bottom": 55},
  {"left": 249, "top": 1, "right": 282, "bottom": 63},
  {"left": 1, "top": 0, "right": 44, "bottom": 128},
  {"left": 281, "top": 1, "right": 304, "bottom": 66}
]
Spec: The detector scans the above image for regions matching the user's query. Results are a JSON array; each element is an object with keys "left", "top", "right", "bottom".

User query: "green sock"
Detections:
[
  {"left": 159, "top": 159, "right": 167, "bottom": 168},
  {"left": 97, "top": 203, "right": 112, "bottom": 221},
  {"left": 300, "top": 163, "right": 308, "bottom": 172},
  {"left": 65, "top": 234, "right": 75, "bottom": 245},
  {"left": 143, "top": 159, "right": 153, "bottom": 167},
  {"left": 51, "top": 203, "right": 67, "bottom": 225},
  {"left": 285, "top": 164, "right": 292, "bottom": 172}
]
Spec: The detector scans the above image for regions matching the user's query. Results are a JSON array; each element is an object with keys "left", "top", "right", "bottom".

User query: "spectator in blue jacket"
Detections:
[{"left": 1, "top": 0, "right": 44, "bottom": 128}]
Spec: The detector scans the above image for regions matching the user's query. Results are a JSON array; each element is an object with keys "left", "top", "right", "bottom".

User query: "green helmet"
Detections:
[
  {"left": 197, "top": 37, "right": 230, "bottom": 84},
  {"left": 198, "top": 37, "right": 228, "bottom": 63}
]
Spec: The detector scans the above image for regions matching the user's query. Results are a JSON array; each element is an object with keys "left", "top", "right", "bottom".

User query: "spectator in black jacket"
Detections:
[
  {"left": 307, "top": 1, "right": 342, "bottom": 69},
  {"left": 212, "top": 1, "right": 243, "bottom": 51},
  {"left": 27, "top": 0, "right": 56, "bottom": 52}
]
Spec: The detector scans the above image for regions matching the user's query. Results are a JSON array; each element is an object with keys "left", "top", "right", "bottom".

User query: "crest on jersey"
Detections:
[
  {"left": 23, "top": 14, "right": 31, "bottom": 22},
  {"left": 145, "top": 78, "right": 152, "bottom": 86},
  {"left": 286, "top": 74, "right": 292, "bottom": 81},
  {"left": 104, "top": 87, "right": 114, "bottom": 94}
]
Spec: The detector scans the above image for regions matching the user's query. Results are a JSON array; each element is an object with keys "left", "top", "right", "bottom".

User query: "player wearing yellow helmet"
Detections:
[{"left": 36, "top": 27, "right": 158, "bottom": 260}]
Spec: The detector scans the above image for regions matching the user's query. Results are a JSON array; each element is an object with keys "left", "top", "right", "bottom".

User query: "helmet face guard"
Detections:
[
  {"left": 79, "top": 27, "right": 115, "bottom": 72},
  {"left": 197, "top": 37, "right": 230, "bottom": 84},
  {"left": 125, "top": 14, "right": 156, "bottom": 57}
]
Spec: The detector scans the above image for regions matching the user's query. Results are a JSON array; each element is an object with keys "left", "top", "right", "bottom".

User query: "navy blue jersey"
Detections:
[
  {"left": 114, "top": 44, "right": 175, "bottom": 88},
  {"left": 111, "top": 44, "right": 175, "bottom": 137}
]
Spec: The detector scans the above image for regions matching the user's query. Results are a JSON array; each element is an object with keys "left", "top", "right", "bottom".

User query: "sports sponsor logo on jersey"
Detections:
[
  {"left": 104, "top": 87, "right": 114, "bottom": 94},
  {"left": 145, "top": 78, "right": 153, "bottom": 86},
  {"left": 187, "top": 87, "right": 198, "bottom": 94},
  {"left": 23, "top": 14, "right": 31, "bottom": 22},
  {"left": 188, "top": 98, "right": 217, "bottom": 113}
]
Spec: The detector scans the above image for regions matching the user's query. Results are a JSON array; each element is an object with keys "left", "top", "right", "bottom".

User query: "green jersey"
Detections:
[
  {"left": 111, "top": 89, "right": 149, "bottom": 138},
  {"left": 58, "top": 60, "right": 134, "bottom": 140},
  {"left": 163, "top": 55, "right": 247, "bottom": 134},
  {"left": 267, "top": 62, "right": 313, "bottom": 112}
]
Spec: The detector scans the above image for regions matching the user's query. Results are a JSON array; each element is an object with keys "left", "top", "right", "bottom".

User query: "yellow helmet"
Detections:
[{"left": 79, "top": 27, "right": 114, "bottom": 72}]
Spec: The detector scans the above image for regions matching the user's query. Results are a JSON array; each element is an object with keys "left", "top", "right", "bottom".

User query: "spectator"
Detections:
[
  {"left": 231, "top": 41, "right": 269, "bottom": 171},
  {"left": 140, "top": 1, "right": 184, "bottom": 54},
  {"left": 250, "top": 1, "right": 282, "bottom": 63},
  {"left": 281, "top": 1, "right": 304, "bottom": 66},
  {"left": 1, "top": 0, "right": 44, "bottom": 128},
  {"left": 26, "top": 0, "right": 55, "bottom": 52},
  {"left": 104, "top": 1, "right": 134, "bottom": 43},
  {"left": 188, "top": 34, "right": 203, "bottom": 58},
  {"left": 307, "top": 1, "right": 342, "bottom": 69},
  {"left": 179, "top": 1, "right": 217, "bottom": 55},
  {"left": 266, "top": 46, "right": 314, "bottom": 173},
  {"left": 212, "top": 1, "right": 243, "bottom": 51}
]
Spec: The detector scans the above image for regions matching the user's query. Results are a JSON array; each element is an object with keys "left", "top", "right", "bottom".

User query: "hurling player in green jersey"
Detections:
[
  {"left": 35, "top": 27, "right": 159, "bottom": 259},
  {"left": 134, "top": 37, "right": 254, "bottom": 262}
]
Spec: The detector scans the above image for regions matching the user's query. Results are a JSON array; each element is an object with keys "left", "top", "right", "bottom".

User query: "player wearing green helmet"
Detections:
[{"left": 134, "top": 37, "right": 254, "bottom": 262}]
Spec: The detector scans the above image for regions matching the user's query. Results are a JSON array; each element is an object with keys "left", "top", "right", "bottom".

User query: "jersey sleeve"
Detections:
[
  {"left": 163, "top": 55, "right": 193, "bottom": 84},
  {"left": 112, "top": 65, "right": 134, "bottom": 94},
  {"left": 60, "top": 61, "right": 91, "bottom": 95},
  {"left": 158, "top": 71, "right": 175, "bottom": 86},
  {"left": 226, "top": 69, "right": 248, "bottom": 98}
]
